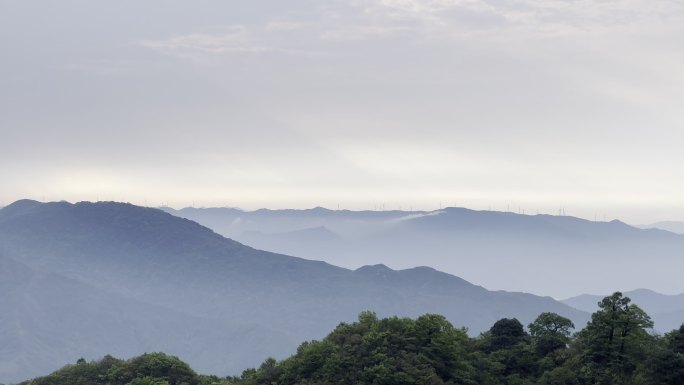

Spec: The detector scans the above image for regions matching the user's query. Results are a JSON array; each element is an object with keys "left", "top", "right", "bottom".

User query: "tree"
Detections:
[
  {"left": 126, "top": 378, "right": 170, "bottom": 385},
  {"left": 576, "top": 292, "right": 654, "bottom": 384},
  {"left": 413, "top": 314, "right": 473, "bottom": 382},
  {"left": 639, "top": 347, "right": 684, "bottom": 385},
  {"left": 636, "top": 324, "right": 684, "bottom": 385},
  {"left": 537, "top": 366, "right": 579, "bottom": 385},
  {"left": 482, "top": 318, "right": 537, "bottom": 381},
  {"left": 666, "top": 324, "right": 684, "bottom": 353},
  {"left": 106, "top": 353, "right": 198, "bottom": 385},
  {"left": 529, "top": 313, "right": 575, "bottom": 356},
  {"left": 488, "top": 318, "right": 529, "bottom": 351}
]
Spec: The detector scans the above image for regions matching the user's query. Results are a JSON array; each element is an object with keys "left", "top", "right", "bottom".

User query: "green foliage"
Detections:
[
  {"left": 537, "top": 366, "right": 579, "bottom": 385},
  {"left": 20, "top": 355, "right": 123, "bottom": 385},
  {"left": 575, "top": 292, "right": 654, "bottom": 384},
  {"left": 666, "top": 324, "right": 684, "bottom": 353},
  {"left": 196, "top": 375, "right": 239, "bottom": 385},
  {"left": 20, "top": 353, "right": 202, "bottom": 385},
  {"left": 638, "top": 347, "right": 684, "bottom": 385},
  {"left": 126, "top": 377, "right": 170, "bottom": 385},
  {"left": 529, "top": 313, "right": 575, "bottom": 356},
  {"left": 240, "top": 311, "right": 475, "bottom": 385},
  {"left": 106, "top": 353, "right": 198, "bottom": 385},
  {"left": 19, "top": 293, "right": 682, "bottom": 385},
  {"left": 487, "top": 318, "right": 530, "bottom": 352},
  {"left": 234, "top": 295, "right": 665, "bottom": 385}
]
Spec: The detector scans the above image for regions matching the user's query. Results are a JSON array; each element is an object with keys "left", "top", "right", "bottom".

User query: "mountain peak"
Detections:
[
  {"left": 355, "top": 264, "right": 392, "bottom": 273},
  {"left": 1, "top": 199, "right": 43, "bottom": 216},
  {"left": 0, "top": 199, "right": 249, "bottom": 266}
]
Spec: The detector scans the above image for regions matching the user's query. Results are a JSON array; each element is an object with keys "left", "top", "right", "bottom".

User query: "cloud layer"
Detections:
[{"left": 1, "top": 0, "right": 683, "bottom": 222}]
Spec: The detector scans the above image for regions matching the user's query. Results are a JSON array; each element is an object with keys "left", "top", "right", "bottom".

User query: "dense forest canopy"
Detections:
[{"left": 16, "top": 293, "right": 684, "bottom": 385}]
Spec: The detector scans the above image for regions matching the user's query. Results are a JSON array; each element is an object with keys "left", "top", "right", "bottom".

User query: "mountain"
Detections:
[
  {"left": 160, "top": 206, "right": 411, "bottom": 241},
  {"left": 638, "top": 221, "right": 684, "bottom": 235},
  {"left": 562, "top": 289, "right": 684, "bottom": 332},
  {"left": 0, "top": 200, "right": 588, "bottom": 383},
  {"left": 240, "top": 226, "right": 346, "bottom": 260},
  {"left": 0, "top": 253, "right": 294, "bottom": 384},
  {"left": 163, "top": 206, "right": 684, "bottom": 298},
  {"left": 20, "top": 305, "right": 682, "bottom": 385}
]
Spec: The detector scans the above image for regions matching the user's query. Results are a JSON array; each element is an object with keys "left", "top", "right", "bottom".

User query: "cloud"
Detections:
[
  {"left": 141, "top": 27, "right": 258, "bottom": 55},
  {"left": 393, "top": 210, "right": 446, "bottom": 222},
  {"left": 361, "top": 0, "right": 684, "bottom": 40},
  {"left": 5, "top": 0, "right": 684, "bottom": 222},
  {"left": 319, "top": 24, "right": 413, "bottom": 41},
  {"left": 137, "top": 0, "right": 684, "bottom": 59},
  {"left": 140, "top": 25, "right": 323, "bottom": 61}
]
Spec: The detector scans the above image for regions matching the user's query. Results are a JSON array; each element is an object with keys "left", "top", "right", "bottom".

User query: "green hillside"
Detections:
[{"left": 18, "top": 293, "right": 684, "bottom": 385}]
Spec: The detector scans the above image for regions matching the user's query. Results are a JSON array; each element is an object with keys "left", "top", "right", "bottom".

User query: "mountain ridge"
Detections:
[
  {"left": 0, "top": 200, "right": 602, "bottom": 383},
  {"left": 637, "top": 221, "right": 684, "bottom": 235},
  {"left": 162, "top": 205, "right": 684, "bottom": 298},
  {"left": 0, "top": 252, "right": 295, "bottom": 384}
]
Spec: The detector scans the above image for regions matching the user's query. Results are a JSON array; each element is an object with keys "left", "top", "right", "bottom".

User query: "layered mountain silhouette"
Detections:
[
  {"left": 163, "top": 206, "right": 684, "bottom": 298},
  {"left": 0, "top": 253, "right": 292, "bottom": 384},
  {"left": 638, "top": 221, "right": 684, "bottom": 234},
  {"left": 0, "top": 200, "right": 588, "bottom": 383}
]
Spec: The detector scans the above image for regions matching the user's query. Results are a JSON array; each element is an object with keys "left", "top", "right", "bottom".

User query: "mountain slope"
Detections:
[
  {"left": 163, "top": 206, "right": 684, "bottom": 298},
  {"left": 638, "top": 221, "right": 684, "bottom": 235},
  {"left": 0, "top": 253, "right": 294, "bottom": 384},
  {"left": 0, "top": 200, "right": 588, "bottom": 383}
]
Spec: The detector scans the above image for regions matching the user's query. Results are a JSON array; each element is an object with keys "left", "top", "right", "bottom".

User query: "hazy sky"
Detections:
[{"left": 2, "top": 0, "right": 684, "bottom": 223}]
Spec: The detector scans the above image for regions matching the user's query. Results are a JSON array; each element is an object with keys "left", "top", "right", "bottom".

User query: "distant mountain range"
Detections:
[
  {"left": 0, "top": 200, "right": 588, "bottom": 384},
  {"left": 562, "top": 289, "right": 684, "bottom": 332},
  {"left": 637, "top": 221, "right": 684, "bottom": 234},
  {"left": 162, "top": 206, "right": 684, "bottom": 298}
]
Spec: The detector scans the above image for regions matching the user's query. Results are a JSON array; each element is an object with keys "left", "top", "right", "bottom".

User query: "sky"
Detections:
[{"left": 1, "top": 0, "right": 684, "bottom": 224}]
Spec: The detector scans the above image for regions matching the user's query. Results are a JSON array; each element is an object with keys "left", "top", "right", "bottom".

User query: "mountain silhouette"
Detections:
[
  {"left": 163, "top": 206, "right": 684, "bottom": 298},
  {"left": 1, "top": 200, "right": 587, "bottom": 383}
]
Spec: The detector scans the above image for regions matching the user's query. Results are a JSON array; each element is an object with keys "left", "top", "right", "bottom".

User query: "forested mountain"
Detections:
[
  {"left": 18, "top": 293, "right": 684, "bottom": 385},
  {"left": 231, "top": 294, "right": 683, "bottom": 385},
  {"left": 0, "top": 253, "right": 294, "bottom": 385},
  {"left": 162, "top": 206, "right": 684, "bottom": 298},
  {"left": 0, "top": 200, "right": 587, "bottom": 383}
]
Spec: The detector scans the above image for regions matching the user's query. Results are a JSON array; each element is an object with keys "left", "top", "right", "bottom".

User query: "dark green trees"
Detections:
[
  {"left": 529, "top": 313, "right": 575, "bottom": 356},
  {"left": 20, "top": 353, "right": 204, "bottom": 385},
  {"left": 482, "top": 318, "right": 537, "bottom": 384},
  {"left": 20, "top": 295, "right": 682, "bottom": 385},
  {"left": 242, "top": 311, "right": 475, "bottom": 385},
  {"left": 126, "top": 378, "right": 170, "bottom": 385},
  {"left": 488, "top": 318, "right": 530, "bottom": 351},
  {"left": 575, "top": 292, "right": 654, "bottom": 384},
  {"left": 638, "top": 324, "right": 684, "bottom": 385},
  {"left": 237, "top": 294, "right": 666, "bottom": 385},
  {"left": 669, "top": 324, "right": 684, "bottom": 353},
  {"left": 640, "top": 347, "right": 684, "bottom": 385},
  {"left": 107, "top": 353, "right": 198, "bottom": 385}
]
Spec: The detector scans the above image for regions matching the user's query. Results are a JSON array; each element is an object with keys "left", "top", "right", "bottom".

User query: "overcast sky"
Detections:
[{"left": 1, "top": 0, "right": 683, "bottom": 223}]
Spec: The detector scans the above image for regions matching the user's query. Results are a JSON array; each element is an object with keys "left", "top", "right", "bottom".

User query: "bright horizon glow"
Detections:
[{"left": 2, "top": 1, "right": 684, "bottom": 225}]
